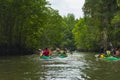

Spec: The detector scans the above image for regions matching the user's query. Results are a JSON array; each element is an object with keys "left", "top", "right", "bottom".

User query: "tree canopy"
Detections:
[
  {"left": 72, "top": 0, "right": 120, "bottom": 51},
  {"left": 1, "top": 0, "right": 120, "bottom": 55},
  {"left": 0, "top": 0, "right": 77, "bottom": 55}
]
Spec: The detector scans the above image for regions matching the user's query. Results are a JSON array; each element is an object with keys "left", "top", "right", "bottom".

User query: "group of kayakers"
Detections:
[
  {"left": 38, "top": 48, "right": 67, "bottom": 58},
  {"left": 99, "top": 47, "right": 120, "bottom": 58}
]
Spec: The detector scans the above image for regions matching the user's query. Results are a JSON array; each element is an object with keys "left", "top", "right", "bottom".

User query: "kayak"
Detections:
[
  {"left": 58, "top": 54, "right": 68, "bottom": 58},
  {"left": 40, "top": 55, "right": 51, "bottom": 59},
  {"left": 95, "top": 54, "right": 120, "bottom": 61},
  {"left": 104, "top": 56, "right": 120, "bottom": 61}
]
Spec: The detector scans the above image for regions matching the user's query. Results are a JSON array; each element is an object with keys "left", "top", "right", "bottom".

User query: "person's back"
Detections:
[
  {"left": 115, "top": 49, "right": 120, "bottom": 57},
  {"left": 49, "top": 49, "right": 52, "bottom": 56},
  {"left": 43, "top": 48, "right": 49, "bottom": 56}
]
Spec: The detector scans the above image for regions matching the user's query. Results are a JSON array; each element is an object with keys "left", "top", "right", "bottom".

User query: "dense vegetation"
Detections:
[
  {"left": 0, "top": 0, "right": 120, "bottom": 55},
  {"left": 73, "top": 0, "right": 120, "bottom": 51},
  {"left": 0, "top": 0, "right": 77, "bottom": 55}
]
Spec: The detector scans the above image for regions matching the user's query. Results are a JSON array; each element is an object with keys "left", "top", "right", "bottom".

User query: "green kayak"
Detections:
[
  {"left": 40, "top": 55, "right": 51, "bottom": 59},
  {"left": 58, "top": 54, "right": 68, "bottom": 58},
  {"left": 104, "top": 56, "right": 120, "bottom": 61}
]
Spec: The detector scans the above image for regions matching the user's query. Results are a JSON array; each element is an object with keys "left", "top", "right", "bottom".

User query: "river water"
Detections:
[{"left": 0, "top": 52, "right": 120, "bottom": 80}]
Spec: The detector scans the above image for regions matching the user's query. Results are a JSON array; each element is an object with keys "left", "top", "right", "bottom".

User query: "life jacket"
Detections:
[
  {"left": 100, "top": 54, "right": 105, "bottom": 58},
  {"left": 43, "top": 50, "right": 49, "bottom": 56},
  {"left": 106, "top": 50, "right": 111, "bottom": 56}
]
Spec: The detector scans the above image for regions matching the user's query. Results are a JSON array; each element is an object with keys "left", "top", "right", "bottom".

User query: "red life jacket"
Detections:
[{"left": 43, "top": 50, "right": 49, "bottom": 56}]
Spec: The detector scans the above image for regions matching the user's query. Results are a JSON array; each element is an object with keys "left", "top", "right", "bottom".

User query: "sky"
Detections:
[{"left": 47, "top": 0, "right": 85, "bottom": 19}]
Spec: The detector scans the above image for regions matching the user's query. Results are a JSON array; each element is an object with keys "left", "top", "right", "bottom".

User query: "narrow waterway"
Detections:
[{"left": 0, "top": 52, "right": 120, "bottom": 80}]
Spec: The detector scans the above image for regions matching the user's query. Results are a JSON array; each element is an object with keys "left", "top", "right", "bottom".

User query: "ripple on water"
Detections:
[{"left": 36, "top": 53, "right": 89, "bottom": 80}]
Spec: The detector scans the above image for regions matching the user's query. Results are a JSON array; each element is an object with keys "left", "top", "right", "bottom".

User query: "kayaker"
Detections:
[
  {"left": 56, "top": 48, "right": 61, "bottom": 54},
  {"left": 62, "top": 48, "right": 67, "bottom": 56},
  {"left": 60, "top": 48, "right": 67, "bottom": 54},
  {"left": 60, "top": 49, "right": 64, "bottom": 54},
  {"left": 106, "top": 47, "right": 111, "bottom": 56},
  {"left": 43, "top": 48, "right": 49, "bottom": 56},
  {"left": 100, "top": 53, "right": 105, "bottom": 58},
  {"left": 49, "top": 48, "right": 52, "bottom": 56},
  {"left": 111, "top": 48, "right": 116, "bottom": 56},
  {"left": 63, "top": 48, "right": 67, "bottom": 54},
  {"left": 98, "top": 47, "right": 106, "bottom": 57},
  {"left": 58, "top": 48, "right": 68, "bottom": 58},
  {"left": 38, "top": 49, "right": 43, "bottom": 56},
  {"left": 115, "top": 49, "right": 120, "bottom": 57}
]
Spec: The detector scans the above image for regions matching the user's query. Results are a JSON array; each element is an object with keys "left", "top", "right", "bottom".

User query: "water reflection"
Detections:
[
  {"left": 38, "top": 53, "right": 88, "bottom": 80},
  {"left": 81, "top": 53, "right": 120, "bottom": 80},
  {"left": 0, "top": 53, "right": 120, "bottom": 80}
]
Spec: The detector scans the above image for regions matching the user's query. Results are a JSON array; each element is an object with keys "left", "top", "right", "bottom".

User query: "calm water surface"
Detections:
[{"left": 0, "top": 52, "right": 120, "bottom": 80}]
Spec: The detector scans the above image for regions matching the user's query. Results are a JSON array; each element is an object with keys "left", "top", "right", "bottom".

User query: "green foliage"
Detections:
[
  {"left": 111, "top": 1, "right": 120, "bottom": 46},
  {"left": 37, "top": 8, "right": 65, "bottom": 48},
  {"left": 79, "top": 0, "right": 120, "bottom": 50},
  {"left": 61, "top": 14, "right": 77, "bottom": 49},
  {"left": 1, "top": 0, "right": 120, "bottom": 55},
  {"left": 0, "top": 0, "right": 65, "bottom": 55},
  {"left": 0, "top": 0, "right": 62, "bottom": 54},
  {"left": 72, "top": 18, "right": 100, "bottom": 51}
]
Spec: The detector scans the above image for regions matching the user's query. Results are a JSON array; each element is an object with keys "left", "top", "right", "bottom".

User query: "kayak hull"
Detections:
[
  {"left": 58, "top": 54, "right": 68, "bottom": 58},
  {"left": 40, "top": 55, "right": 51, "bottom": 59},
  {"left": 104, "top": 56, "right": 120, "bottom": 61}
]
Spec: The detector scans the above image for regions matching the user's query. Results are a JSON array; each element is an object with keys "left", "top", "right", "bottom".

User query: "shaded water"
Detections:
[{"left": 0, "top": 52, "right": 120, "bottom": 80}]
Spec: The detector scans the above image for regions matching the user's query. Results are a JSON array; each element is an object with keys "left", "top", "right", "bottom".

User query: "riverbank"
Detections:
[{"left": 0, "top": 47, "right": 34, "bottom": 56}]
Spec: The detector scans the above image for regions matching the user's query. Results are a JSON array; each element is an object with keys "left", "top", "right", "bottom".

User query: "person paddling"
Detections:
[
  {"left": 49, "top": 48, "right": 52, "bottom": 56},
  {"left": 43, "top": 48, "right": 49, "bottom": 56},
  {"left": 115, "top": 48, "right": 120, "bottom": 57}
]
